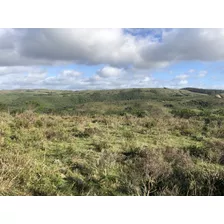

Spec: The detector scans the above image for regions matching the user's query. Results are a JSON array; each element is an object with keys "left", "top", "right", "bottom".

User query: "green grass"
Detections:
[{"left": 0, "top": 88, "right": 223, "bottom": 195}]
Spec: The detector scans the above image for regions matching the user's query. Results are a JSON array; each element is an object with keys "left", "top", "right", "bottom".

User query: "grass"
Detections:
[{"left": 0, "top": 88, "right": 223, "bottom": 195}]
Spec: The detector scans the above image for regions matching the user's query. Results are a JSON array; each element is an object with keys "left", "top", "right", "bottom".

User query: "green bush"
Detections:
[{"left": 171, "top": 109, "right": 198, "bottom": 118}]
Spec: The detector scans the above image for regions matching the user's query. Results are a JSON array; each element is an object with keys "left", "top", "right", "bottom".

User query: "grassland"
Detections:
[{"left": 0, "top": 88, "right": 223, "bottom": 195}]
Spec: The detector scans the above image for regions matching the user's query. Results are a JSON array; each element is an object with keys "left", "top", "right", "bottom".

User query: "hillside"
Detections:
[
  {"left": 182, "top": 87, "right": 224, "bottom": 95},
  {"left": 0, "top": 88, "right": 223, "bottom": 115},
  {"left": 0, "top": 88, "right": 223, "bottom": 196}
]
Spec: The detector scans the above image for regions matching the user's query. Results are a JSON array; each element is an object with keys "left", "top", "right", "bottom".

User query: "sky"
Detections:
[{"left": 0, "top": 28, "right": 223, "bottom": 90}]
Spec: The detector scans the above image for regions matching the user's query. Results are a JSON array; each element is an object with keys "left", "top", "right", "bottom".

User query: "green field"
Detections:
[{"left": 0, "top": 88, "right": 223, "bottom": 195}]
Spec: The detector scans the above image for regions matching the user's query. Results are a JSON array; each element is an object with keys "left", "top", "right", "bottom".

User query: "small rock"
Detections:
[
  {"left": 216, "top": 94, "right": 222, "bottom": 99},
  {"left": 60, "top": 173, "right": 66, "bottom": 178}
]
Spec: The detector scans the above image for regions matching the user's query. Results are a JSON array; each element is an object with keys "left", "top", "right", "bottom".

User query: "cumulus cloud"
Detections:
[
  {"left": 0, "top": 66, "right": 44, "bottom": 76},
  {"left": 188, "top": 69, "right": 195, "bottom": 73},
  {"left": 82, "top": 66, "right": 158, "bottom": 90},
  {"left": 97, "top": 66, "right": 125, "bottom": 77},
  {"left": 140, "top": 28, "right": 224, "bottom": 68},
  {"left": 60, "top": 70, "right": 82, "bottom": 77},
  {"left": 169, "top": 73, "right": 190, "bottom": 87},
  {"left": 0, "top": 28, "right": 223, "bottom": 90},
  {"left": 178, "top": 80, "right": 188, "bottom": 85},
  {"left": 16, "top": 29, "right": 141, "bottom": 67},
  {"left": 175, "top": 74, "right": 189, "bottom": 80},
  {"left": 198, "top": 70, "right": 208, "bottom": 77},
  {"left": 43, "top": 70, "right": 83, "bottom": 87},
  {"left": 0, "top": 72, "right": 47, "bottom": 89},
  {"left": 0, "top": 65, "right": 213, "bottom": 90},
  {"left": 0, "top": 66, "right": 161, "bottom": 90},
  {"left": 1, "top": 28, "right": 224, "bottom": 69}
]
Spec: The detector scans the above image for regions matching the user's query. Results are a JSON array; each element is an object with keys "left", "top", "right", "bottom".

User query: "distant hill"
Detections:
[
  {"left": 182, "top": 87, "right": 224, "bottom": 95},
  {"left": 0, "top": 87, "right": 223, "bottom": 115}
]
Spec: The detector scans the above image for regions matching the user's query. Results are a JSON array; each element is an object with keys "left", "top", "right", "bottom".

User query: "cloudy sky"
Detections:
[{"left": 0, "top": 28, "right": 223, "bottom": 90}]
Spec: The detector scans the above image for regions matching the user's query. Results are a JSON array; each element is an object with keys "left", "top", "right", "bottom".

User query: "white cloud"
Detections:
[
  {"left": 0, "top": 66, "right": 44, "bottom": 76},
  {"left": 198, "top": 70, "right": 208, "bottom": 77},
  {"left": 1, "top": 29, "right": 224, "bottom": 69},
  {"left": 0, "top": 65, "right": 209, "bottom": 90},
  {"left": 140, "top": 28, "right": 224, "bottom": 68},
  {"left": 97, "top": 66, "right": 125, "bottom": 77},
  {"left": 188, "top": 69, "right": 195, "bottom": 73},
  {"left": 175, "top": 74, "right": 189, "bottom": 80},
  {"left": 0, "top": 29, "right": 223, "bottom": 90},
  {"left": 43, "top": 70, "right": 83, "bottom": 87},
  {"left": 0, "top": 72, "right": 47, "bottom": 89},
  {"left": 179, "top": 80, "right": 188, "bottom": 85},
  {"left": 60, "top": 70, "right": 82, "bottom": 77},
  {"left": 17, "top": 29, "right": 141, "bottom": 67},
  {"left": 83, "top": 66, "right": 157, "bottom": 90},
  {"left": 169, "top": 72, "right": 190, "bottom": 88}
]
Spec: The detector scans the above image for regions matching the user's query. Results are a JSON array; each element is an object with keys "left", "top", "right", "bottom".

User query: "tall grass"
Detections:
[{"left": 0, "top": 109, "right": 223, "bottom": 196}]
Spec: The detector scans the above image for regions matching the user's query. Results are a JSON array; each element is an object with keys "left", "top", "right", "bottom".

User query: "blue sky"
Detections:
[{"left": 0, "top": 28, "right": 223, "bottom": 90}]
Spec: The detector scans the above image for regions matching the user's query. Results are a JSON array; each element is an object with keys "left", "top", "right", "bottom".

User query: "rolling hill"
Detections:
[{"left": 0, "top": 88, "right": 223, "bottom": 196}]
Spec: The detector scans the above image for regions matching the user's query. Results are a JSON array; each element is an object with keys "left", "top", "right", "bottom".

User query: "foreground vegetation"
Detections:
[{"left": 0, "top": 88, "right": 223, "bottom": 195}]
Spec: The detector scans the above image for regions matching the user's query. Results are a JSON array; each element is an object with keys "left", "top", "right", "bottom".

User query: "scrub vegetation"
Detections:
[{"left": 0, "top": 88, "right": 223, "bottom": 195}]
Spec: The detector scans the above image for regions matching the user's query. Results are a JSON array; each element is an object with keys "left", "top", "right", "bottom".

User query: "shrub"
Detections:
[
  {"left": 171, "top": 109, "right": 198, "bottom": 119},
  {"left": 183, "top": 145, "right": 210, "bottom": 160}
]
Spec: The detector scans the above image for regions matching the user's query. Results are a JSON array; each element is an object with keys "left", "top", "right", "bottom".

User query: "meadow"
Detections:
[{"left": 0, "top": 88, "right": 223, "bottom": 195}]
